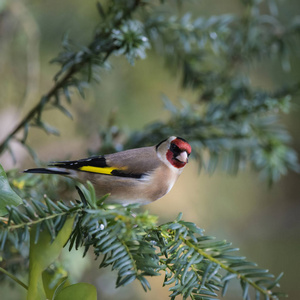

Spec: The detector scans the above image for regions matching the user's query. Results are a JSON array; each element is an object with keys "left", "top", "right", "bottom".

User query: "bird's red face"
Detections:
[{"left": 166, "top": 137, "right": 192, "bottom": 169}]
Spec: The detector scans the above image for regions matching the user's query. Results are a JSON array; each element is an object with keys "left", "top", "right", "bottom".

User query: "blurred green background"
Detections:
[{"left": 0, "top": 0, "right": 300, "bottom": 299}]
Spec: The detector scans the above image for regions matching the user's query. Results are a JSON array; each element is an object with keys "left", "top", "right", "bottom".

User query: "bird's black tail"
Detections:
[{"left": 24, "top": 168, "right": 70, "bottom": 175}]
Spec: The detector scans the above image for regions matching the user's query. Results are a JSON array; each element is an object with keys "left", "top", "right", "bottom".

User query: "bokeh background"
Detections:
[{"left": 0, "top": 0, "right": 300, "bottom": 299}]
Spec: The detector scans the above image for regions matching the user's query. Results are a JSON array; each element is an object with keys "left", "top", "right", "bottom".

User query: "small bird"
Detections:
[{"left": 24, "top": 136, "right": 192, "bottom": 204}]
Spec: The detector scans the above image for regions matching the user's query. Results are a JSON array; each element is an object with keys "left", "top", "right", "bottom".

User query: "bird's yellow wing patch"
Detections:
[{"left": 79, "top": 165, "right": 127, "bottom": 175}]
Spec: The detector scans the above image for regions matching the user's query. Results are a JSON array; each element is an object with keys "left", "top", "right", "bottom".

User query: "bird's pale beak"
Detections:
[{"left": 176, "top": 151, "right": 188, "bottom": 163}]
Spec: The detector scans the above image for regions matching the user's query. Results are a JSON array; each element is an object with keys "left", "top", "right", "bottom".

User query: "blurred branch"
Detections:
[
  {"left": 144, "top": 5, "right": 300, "bottom": 98},
  {"left": 0, "top": 0, "right": 145, "bottom": 156},
  {"left": 0, "top": 38, "right": 113, "bottom": 155},
  {"left": 125, "top": 91, "right": 299, "bottom": 184}
]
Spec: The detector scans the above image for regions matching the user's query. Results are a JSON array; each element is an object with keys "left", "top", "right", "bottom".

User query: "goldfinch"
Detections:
[{"left": 24, "top": 136, "right": 192, "bottom": 204}]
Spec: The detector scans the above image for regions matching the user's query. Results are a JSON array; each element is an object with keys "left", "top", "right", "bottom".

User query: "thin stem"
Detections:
[
  {"left": 5, "top": 211, "right": 74, "bottom": 231},
  {"left": 0, "top": 266, "right": 28, "bottom": 290},
  {"left": 181, "top": 237, "right": 272, "bottom": 298}
]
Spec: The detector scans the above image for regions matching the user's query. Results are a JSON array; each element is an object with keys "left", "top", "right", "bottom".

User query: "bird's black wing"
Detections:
[{"left": 50, "top": 156, "right": 144, "bottom": 178}]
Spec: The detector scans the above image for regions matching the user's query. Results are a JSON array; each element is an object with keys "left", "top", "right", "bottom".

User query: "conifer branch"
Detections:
[
  {"left": 181, "top": 237, "right": 274, "bottom": 299},
  {"left": 0, "top": 185, "right": 286, "bottom": 299}
]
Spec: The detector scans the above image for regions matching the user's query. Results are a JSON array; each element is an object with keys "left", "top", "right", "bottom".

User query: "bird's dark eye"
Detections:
[{"left": 170, "top": 143, "right": 180, "bottom": 153}]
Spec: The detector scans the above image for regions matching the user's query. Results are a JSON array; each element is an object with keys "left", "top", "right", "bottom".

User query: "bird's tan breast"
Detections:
[{"left": 141, "top": 163, "right": 180, "bottom": 202}]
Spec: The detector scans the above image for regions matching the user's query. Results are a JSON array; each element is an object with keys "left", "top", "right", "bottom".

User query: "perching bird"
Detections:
[{"left": 24, "top": 136, "right": 192, "bottom": 204}]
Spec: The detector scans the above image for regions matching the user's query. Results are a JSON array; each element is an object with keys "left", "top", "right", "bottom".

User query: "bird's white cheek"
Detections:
[{"left": 157, "top": 150, "right": 166, "bottom": 165}]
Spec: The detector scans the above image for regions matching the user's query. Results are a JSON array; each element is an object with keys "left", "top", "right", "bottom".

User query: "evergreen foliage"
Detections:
[
  {"left": 0, "top": 0, "right": 299, "bottom": 299},
  {"left": 0, "top": 182, "right": 285, "bottom": 299}
]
